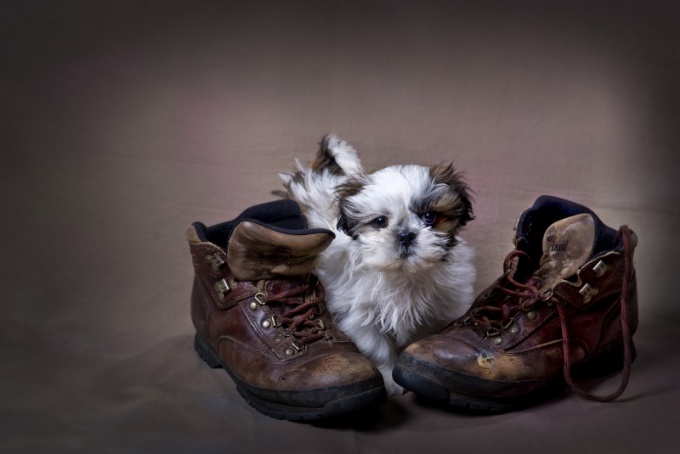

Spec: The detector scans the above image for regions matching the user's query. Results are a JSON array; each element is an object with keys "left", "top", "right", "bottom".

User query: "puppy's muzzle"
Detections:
[{"left": 398, "top": 231, "right": 417, "bottom": 248}]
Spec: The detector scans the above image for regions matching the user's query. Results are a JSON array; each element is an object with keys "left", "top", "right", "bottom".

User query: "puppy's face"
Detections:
[{"left": 336, "top": 164, "right": 473, "bottom": 273}]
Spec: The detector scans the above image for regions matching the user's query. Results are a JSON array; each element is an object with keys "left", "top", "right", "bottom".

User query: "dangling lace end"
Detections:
[{"left": 556, "top": 226, "right": 635, "bottom": 402}]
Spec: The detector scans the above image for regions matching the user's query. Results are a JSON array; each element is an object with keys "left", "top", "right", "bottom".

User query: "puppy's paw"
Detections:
[
  {"left": 377, "top": 365, "right": 406, "bottom": 396},
  {"left": 383, "top": 374, "right": 406, "bottom": 396}
]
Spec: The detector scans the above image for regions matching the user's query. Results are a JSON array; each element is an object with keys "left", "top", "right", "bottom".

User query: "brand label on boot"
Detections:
[{"left": 535, "top": 214, "right": 595, "bottom": 292}]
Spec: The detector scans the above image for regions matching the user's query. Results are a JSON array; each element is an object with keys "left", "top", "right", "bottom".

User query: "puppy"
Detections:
[{"left": 280, "top": 135, "right": 475, "bottom": 395}]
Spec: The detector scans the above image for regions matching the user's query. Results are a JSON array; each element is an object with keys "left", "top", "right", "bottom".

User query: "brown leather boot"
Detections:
[
  {"left": 188, "top": 200, "right": 386, "bottom": 420},
  {"left": 394, "top": 196, "right": 637, "bottom": 412}
]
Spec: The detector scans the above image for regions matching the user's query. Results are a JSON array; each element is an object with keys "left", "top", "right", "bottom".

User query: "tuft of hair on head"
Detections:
[
  {"left": 311, "top": 135, "right": 345, "bottom": 176},
  {"left": 311, "top": 134, "right": 364, "bottom": 177}
]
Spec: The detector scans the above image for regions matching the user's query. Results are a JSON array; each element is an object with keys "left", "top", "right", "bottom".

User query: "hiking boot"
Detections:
[
  {"left": 188, "top": 200, "right": 386, "bottom": 420},
  {"left": 393, "top": 195, "right": 638, "bottom": 412}
]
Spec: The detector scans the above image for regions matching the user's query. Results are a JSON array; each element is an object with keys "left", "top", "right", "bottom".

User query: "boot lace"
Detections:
[
  {"left": 557, "top": 225, "right": 635, "bottom": 402},
  {"left": 462, "top": 227, "right": 635, "bottom": 402},
  {"left": 259, "top": 280, "right": 328, "bottom": 349},
  {"left": 460, "top": 251, "right": 550, "bottom": 336}
]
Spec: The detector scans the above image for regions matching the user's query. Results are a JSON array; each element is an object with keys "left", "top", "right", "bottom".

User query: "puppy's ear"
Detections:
[
  {"left": 312, "top": 134, "right": 364, "bottom": 176},
  {"left": 335, "top": 176, "right": 365, "bottom": 238},
  {"left": 430, "top": 163, "right": 474, "bottom": 228},
  {"left": 336, "top": 212, "right": 355, "bottom": 238}
]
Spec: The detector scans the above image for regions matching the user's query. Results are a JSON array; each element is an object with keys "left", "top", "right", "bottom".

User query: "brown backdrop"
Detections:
[{"left": 2, "top": 1, "right": 679, "bottom": 452}]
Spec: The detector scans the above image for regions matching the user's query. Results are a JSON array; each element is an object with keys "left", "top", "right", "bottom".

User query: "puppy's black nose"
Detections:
[{"left": 398, "top": 231, "right": 417, "bottom": 247}]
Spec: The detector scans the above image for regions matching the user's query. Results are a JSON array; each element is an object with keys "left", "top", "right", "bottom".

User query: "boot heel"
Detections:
[{"left": 194, "top": 333, "right": 222, "bottom": 369}]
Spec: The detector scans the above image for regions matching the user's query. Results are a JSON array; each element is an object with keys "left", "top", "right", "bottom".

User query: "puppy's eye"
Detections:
[
  {"left": 371, "top": 216, "right": 389, "bottom": 229},
  {"left": 422, "top": 211, "right": 437, "bottom": 226}
]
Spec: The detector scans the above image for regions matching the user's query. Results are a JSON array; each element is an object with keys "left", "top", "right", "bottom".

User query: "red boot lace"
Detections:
[
  {"left": 464, "top": 226, "right": 635, "bottom": 402},
  {"left": 260, "top": 282, "right": 328, "bottom": 348},
  {"left": 557, "top": 225, "right": 635, "bottom": 402},
  {"left": 461, "top": 251, "right": 550, "bottom": 336}
]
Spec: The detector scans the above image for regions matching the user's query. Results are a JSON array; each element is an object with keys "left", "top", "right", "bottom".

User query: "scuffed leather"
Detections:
[
  {"left": 401, "top": 229, "right": 638, "bottom": 397},
  {"left": 187, "top": 224, "right": 381, "bottom": 396}
]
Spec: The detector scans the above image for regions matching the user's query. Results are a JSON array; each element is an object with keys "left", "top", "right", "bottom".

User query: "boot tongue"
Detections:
[
  {"left": 534, "top": 213, "right": 595, "bottom": 292},
  {"left": 227, "top": 221, "right": 334, "bottom": 281}
]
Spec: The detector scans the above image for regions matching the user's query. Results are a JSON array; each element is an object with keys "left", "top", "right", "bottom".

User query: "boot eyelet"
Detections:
[
  {"left": 490, "top": 336, "right": 502, "bottom": 345},
  {"left": 540, "top": 289, "right": 554, "bottom": 301},
  {"left": 284, "top": 342, "right": 305, "bottom": 356},
  {"left": 249, "top": 293, "right": 266, "bottom": 311},
  {"left": 509, "top": 324, "right": 520, "bottom": 335},
  {"left": 486, "top": 328, "right": 500, "bottom": 337},
  {"left": 204, "top": 254, "right": 225, "bottom": 272},
  {"left": 261, "top": 315, "right": 278, "bottom": 329},
  {"left": 579, "top": 283, "right": 599, "bottom": 303},
  {"left": 214, "top": 279, "right": 230, "bottom": 300},
  {"left": 593, "top": 260, "right": 610, "bottom": 278},
  {"left": 526, "top": 311, "right": 538, "bottom": 320}
]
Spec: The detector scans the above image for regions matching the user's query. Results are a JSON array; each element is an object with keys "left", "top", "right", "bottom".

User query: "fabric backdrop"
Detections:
[{"left": 2, "top": 1, "right": 679, "bottom": 453}]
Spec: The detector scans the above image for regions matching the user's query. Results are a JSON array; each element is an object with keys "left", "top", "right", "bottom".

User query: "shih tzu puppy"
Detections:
[{"left": 279, "top": 135, "right": 475, "bottom": 395}]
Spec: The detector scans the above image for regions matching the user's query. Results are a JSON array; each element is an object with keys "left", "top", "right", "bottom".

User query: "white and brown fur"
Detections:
[{"left": 280, "top": 135, "right": 475, "bottom": 395}]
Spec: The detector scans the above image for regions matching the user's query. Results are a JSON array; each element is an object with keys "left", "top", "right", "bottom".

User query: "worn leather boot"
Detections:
[
  {"left": 188, "top": 200, "right": 386, "bottom": 420},
  {"left": 394, "top": 196, "right": 638, "bottom": 412}
]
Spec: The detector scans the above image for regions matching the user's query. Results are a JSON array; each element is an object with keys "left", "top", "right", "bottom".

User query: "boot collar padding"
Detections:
[
  {"left": 534, "top": 213, "right": 595, "bottom": 292},
  {"left": 227, "top": 221, "right": 334, "bottom": 280}
]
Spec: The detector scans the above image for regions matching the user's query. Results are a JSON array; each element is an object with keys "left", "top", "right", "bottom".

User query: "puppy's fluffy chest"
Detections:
[{"left": 316, "top": 241, "right": 473, "bottom": 348}]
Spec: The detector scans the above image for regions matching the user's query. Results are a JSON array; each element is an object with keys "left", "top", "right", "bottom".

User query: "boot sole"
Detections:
[
  {"left": 393, "top": 364, "right": 545, "bottom": 413},
  {"left": 393, "top": 340, "right": 636, "bottom": 413},
  {"left": 194, "top": 333, "right": 387, "bottom": 421}
]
